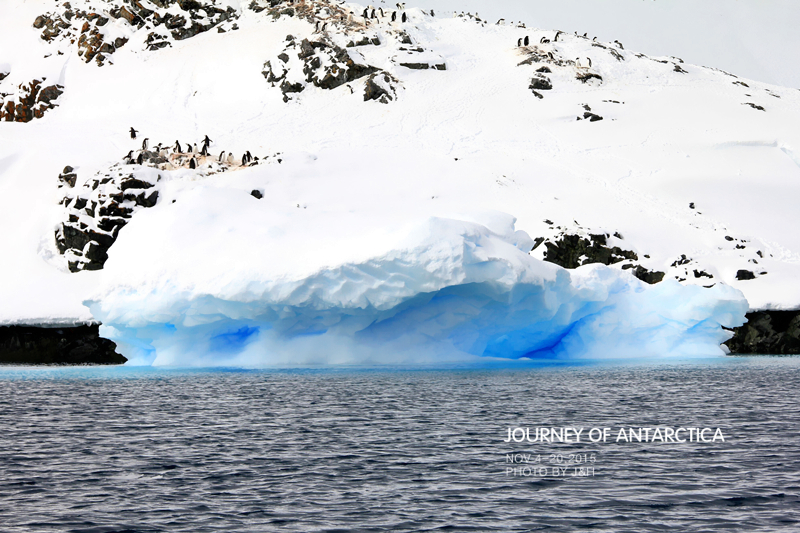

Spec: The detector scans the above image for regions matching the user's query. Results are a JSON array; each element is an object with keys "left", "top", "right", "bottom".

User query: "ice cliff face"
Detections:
[
  {"left": 1, "top": 0, "right": 798, "bottom": 362},
  {"left": 85, "top": 208, "right": 747, "bottom": 365}
]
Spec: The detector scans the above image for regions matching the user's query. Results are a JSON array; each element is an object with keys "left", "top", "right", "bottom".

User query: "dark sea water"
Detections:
[{"left": 1, "top": 357, "right": 800, "bottom": 532}]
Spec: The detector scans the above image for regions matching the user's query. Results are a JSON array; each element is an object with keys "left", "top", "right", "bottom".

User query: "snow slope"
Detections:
[{"left": 1, "top": 0, "right": 798, "bottom": 363}]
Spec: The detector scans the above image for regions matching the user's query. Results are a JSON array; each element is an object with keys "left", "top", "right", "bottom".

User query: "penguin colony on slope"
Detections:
[{"left": 123, "top": 129, "right": 278, "bottom": 171}]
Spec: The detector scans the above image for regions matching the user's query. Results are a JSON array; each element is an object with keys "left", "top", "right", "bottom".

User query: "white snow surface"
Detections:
[{"left": 1, "top": 0, "right": 798, "bottom": 363}]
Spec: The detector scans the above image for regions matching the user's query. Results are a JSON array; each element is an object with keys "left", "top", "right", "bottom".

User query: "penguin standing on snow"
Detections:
[
  {"left": 614, "top": 40, "right": 624, "bottom": 49},
  {"left": 391, "top": 11, "right": 396, "bottom": 22},
  {"left": 202, "top": 135, "right": 212, "bottom": 151},
  {"left": 401, "top": 12, "right": 407, "bottom": 23},
  {"left": 555, "top": 31, "right": 563, "bottom": 41},
  {"left": 379, "top": 7, "right": 384, "bottom": 17},
  {"left": 129, "top": 127, "right": 138, "bottom": 139},
  {"left": 371, "top": 8, "right": 376, "bottom": 19},
  {"left": 142, "top": 138, "right": 149, "bottom": 151},
  {"left": 227, "top": 152, "right": 234, "bottom": 165},
  {"left": 192, "top": 143, "right": 198, "bottom": 154},
  {"left": 322, "top": 22, "right": 327, "bottom": 31},
  {"left": 523, "top": 35, "right": 529, "bottom": 46},
  {"left": 124, "top": 150, "right": 134, "bottom": 163},
  {"left": 362, "top": 7, "right": 369, "bottom": 19},
  {"left": 315, "top": 21, "right": 320, "bottom": 32},
  {"left": 174, "top": 140, "right": 182, "bottom": 153},
  {"left": 201, "top": 144, "right": 208, "bottom": 156},
  {"left": 137, "top": 153, "right": 144, "bottom": 165},
  {"left": 219, "top": 150, "right": 226, "bottom": 162},
  {"left": 189, "top": 157, "right": 197, "bottom": 169},
  {"left": 587, "top": 57, "right": 592, "bottom": 67},
  {"left": 431, "top": 9, "right": 435, "bottom": 16},
  {"left": 517, "top": 38, "right": 522, "bottom": 47}
]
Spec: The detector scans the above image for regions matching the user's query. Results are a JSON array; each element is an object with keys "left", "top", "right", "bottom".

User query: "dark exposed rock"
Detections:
[
  {"left": 583, "top": 112, "right": 603, "bottom": 122},
  {"left": 726, "top": 311, "right": 800, "bottom": 355},
  {"left": 536, "top": 66, "right": 551, "bottom": 73},
  {"left": 673, "top": 64, "right": 687, "bottom": 74},
  {"left": 632, "top": 266, "right": 665, "bottom": 284},
  {"left": 736, "top": 269, "right": 756, "bottom": 281},
  {"left": 537, "top": 232, "right": 664, "bottom": 284},
  {"left": 364, "top": 72, "right": 398, "bottom": 103},
  {"left": 576, "top": 72, "right": 603, "bottom": 84},
  {"left": 250, "top": 189, "right": 263, "bottom": 199},
  {"left": 743, "top": 103, "right": 765, "bottom": 111},
  {"left": 529, "top": 74, "right": 552, "bottom": 91},
  {"left": 541, "top": 233, "right": 638, "bottom": 269},
  {"left": 0, "top": 324, "right": 126, "bottom": 365}
]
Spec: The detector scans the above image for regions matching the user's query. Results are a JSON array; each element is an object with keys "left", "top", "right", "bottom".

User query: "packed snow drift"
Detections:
[{"left": 1, "top": 0, "right": 798, "bottom": 364}]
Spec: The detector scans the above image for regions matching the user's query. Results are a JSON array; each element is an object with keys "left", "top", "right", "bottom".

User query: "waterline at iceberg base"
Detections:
[{"left": 84, "top": 205, "right": 748, "bottom": 366}]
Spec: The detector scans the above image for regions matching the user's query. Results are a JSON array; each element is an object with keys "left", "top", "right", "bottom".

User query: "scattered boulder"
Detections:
[
  {"left": 529, "top": 74, "right": 552, "bottom": 91},
  {"left": 364, "top": 72, "right": 399, "bottom": 103},
  {"left": 251, "top": 189, "right": 263, "bottom": 199},
  {"left": 736, "top": 269, "right": 756, "bottom": 281}
]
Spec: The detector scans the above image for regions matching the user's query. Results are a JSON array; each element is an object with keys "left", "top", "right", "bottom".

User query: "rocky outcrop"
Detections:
[
  {"left": 533, "top": 232, "right": 665, "bottom": 284},
  {"left": 0, "top": 324, "right": 126, "bottom": 365},
  {"left": 726, "top": 311, "right": 800, "bottom": 355},
  {"left": 0, "top": 79, "right": 64, "bottom": 122},
  {"left": 56, "top": 164, "right": 161, "bottom": 272},
  {"left": 263, "top": 36, "right": 381, "bottom": 102},
  {"left": 364, "top": 72, "right": 399, "bottom": 103}
]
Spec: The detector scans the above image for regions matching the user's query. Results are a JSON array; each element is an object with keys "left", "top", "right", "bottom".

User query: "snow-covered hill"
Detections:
[{"left": 1, "top": 0, "right": 799, "bottom": 364}]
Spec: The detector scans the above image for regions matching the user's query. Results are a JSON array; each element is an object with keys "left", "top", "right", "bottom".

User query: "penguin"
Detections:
[
  {"left": 219, "top": 150, "right": 226, "bottom": 162},
  {"left": 185, "top": 141, "right": 192, "bottom": 152},
  {"left": 315, "top": 21, "right": 320, "bottom": 32},
  {"left": 497, "top": 18, "right": 505, "bottom": 25},
  {"left": 517, "top": 38, "right": 522, "bottom": 47},
  {"left": 555, "top": 31, "right": 563, "bottom": 42},
  {"left": 379, "top": 7, "right": 384, "bottom": 17},
  {"left": 391, "top": 11, "right": 396, "bottom": 22},
  {"left": 137, "top": 153, "right": 144, "bottom": 165},
  {"left": 576, "top": 57, "right": 581, "bottom": 68},
  {"left": 189, "top": 157, "right": 197, "bottom": 169},
  {"left": 241, "top": 153, "right": 249, "bottom": 165},
  {"left": 129, "top": 127, "right": 138, "bottom": 139},
  {"left": 201, "top": 144, "right": 208, "bottom": 156},
  {"left": 246, "top": 150, "right": 252, "bottom": 162},
  {"left": 523, "top": 35, "right": 529, "bottom": 46},
  {"left": 174, "top": 140, "right": 182, "bottom": 153},
  {"left": 203, "top": 135, "right": 212, "bottom": 146},
  {"left": 614, "top": 40, "right": 624, "bottom": 49},
  {"left": 192, "top": 143, "right": 198, "bottom": 154},
  {"left": 322, "top": 22, "right": 327, "bottom": 31},
  {"left": 227, "top": 152, "right": 234, "bottom": 165},
  {"left": 362, "top": 7, "right": 369, "bottom": 19},
  {"left": 371, "top": 8, "right": 376, "bottom": 19},
  {"left": 430, "top": 9, "right": 435, "bottom": 17},
  {"left": 124, "top": 150, "right": 134, "bottom": 163},
  {"left": 592, "top": 36, "right": 597, "bottom": 42},
  {"left": 142, "top": 138, "right": 149, "bottom": 151},
  {"left": 401, "top": 12, "right": 407, "bottom": 23},
  {"left": 582, "top": 32, "right": 587, "bottom": 38},
  {"left": 587, "top": 57, "right": 592, "bottom": 67},
  {"left": 540, "top": 36, "right": 550, "bottom": 44}
]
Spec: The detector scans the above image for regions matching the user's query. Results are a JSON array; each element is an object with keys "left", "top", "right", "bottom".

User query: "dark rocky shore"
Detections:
[
  {"left": 0, "top": 324, "right": 126, "bottom": 365},
  {"left": 725, "top": 311, "right": 800, "bottom": 355}
]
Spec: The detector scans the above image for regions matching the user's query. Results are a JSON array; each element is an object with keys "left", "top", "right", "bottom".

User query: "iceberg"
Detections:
[{"left": 85, "top": 187, "right": 748, "bottom": 366}]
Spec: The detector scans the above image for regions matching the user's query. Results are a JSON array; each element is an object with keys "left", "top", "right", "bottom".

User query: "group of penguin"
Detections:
[
  {"left": 515, "top": 30, "right": 625, "bottom": 70},
  {"left": 126, "top": 128, "right": 257, "bottom": 169},
  {"left": 357, "top": 5, "right": 412, "bottom": 25}
]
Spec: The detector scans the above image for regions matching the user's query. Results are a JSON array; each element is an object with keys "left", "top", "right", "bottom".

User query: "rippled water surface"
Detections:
[{"left": 2, "top": 357, "right": 800, "bottom": 532}]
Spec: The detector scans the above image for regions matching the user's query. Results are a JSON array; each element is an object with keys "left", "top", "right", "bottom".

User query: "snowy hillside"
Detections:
[{"left": 1, "top": 0, "right": 799, "bottom": 364}]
